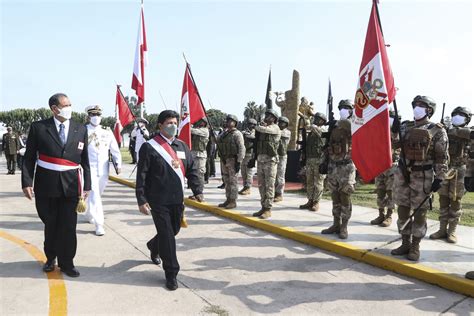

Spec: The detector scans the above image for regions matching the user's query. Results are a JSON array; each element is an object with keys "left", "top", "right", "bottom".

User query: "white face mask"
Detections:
[
  {"left": 56, "top": 106, "right": 72, "bottom": 120},
  {"left": 451, "top": 115, "right": 466, "bottom": 127},
  {"left": 90, "top": 116, "right": 102, "bottom": 126},
  {"left": 413, "top": 106, "right": 427, "bottom": 120},
  {"left": 339, "top": 108, "right": 351, "bottom": 120},
  {"left": 389, "top": 117, "right": 394, "bottom": 127}
]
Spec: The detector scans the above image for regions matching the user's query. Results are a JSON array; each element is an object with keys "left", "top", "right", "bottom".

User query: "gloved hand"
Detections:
[
  {"left": 235, "top": 161, "right": 241, "bottom": 173},
  {"left": 319, "top": 162, "right": 328, "bottom": 175},
  {"left": 327, "top": 120, "right": 337, "bottom": 129},
  {"left": 247, "top": 159, "right": 256, "bottom": 169},
  {"left": 194, "top": 194, "right": 204, "bottom": 202},
  {"left": 431, "top": 178, "right": 442, "bottom": 192}
]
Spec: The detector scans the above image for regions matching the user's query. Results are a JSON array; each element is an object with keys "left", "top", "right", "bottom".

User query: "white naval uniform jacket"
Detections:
[{"left": 86, "top": 124, "right": 122, "bottom": 177}]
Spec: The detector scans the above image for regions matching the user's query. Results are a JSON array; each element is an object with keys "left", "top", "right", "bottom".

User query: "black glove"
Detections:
[
  {"left": 235, "top": 162, "right": 241, "bottom": 173},
  {"left": 247, "top": 159, "right": 256, "bottom": 169},
  {"left": 319, "top": 162, "right": 328, "bottom": 175},
  {"left": 328, "top": 120, "right": 337, "bottom": 128},
  {"left": 431, "top": 178, "right": 442, "bottom": 192}
]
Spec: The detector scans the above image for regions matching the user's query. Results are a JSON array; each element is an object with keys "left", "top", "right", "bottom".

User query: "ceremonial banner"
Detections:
[
  {"left": 131, "top": 2, "right": 148, "bottom": 104},
  {"left": 114, "top": 86, "right": 135, "bottom": 144}
]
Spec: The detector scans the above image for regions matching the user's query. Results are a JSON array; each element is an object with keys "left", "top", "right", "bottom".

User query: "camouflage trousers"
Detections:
[
  {"left": 327, "top": 161, "right": 356, "bottom": 220},
  {"left": 241, "top": 154, "right": 255, "bottom": 188},
  {"left": 305, "top": 158, "right": 326, "bottom": 203},
  {"left": 257, "top": 155, "right": 278, "bottom": 209},
  {"left": 375, "top": 164, "right": 397, "bottom": 209},
  {"left": 192, "top": 154, "right": 207, "bottom": 186},
  {"left": 393, "top": 167, "right": 433, "bottom": 238},
  {"left": 221, "top": 158, "right": 239, "bottom": 200},
  {"left": 275, "top": 155, "right": 288, "bottom": 195},
  {"left": 438, "top": 166, "right": 466, "bottom": 223}
]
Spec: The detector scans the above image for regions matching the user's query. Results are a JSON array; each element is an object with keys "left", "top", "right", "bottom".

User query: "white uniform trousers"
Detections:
[{"left": 85, "top": 170, "right": 109, "bottom": 226}]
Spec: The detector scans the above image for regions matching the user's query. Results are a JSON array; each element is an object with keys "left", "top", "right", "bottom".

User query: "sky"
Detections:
[{"left": 1, "top": 0, "right": 473, "bottom": 123}]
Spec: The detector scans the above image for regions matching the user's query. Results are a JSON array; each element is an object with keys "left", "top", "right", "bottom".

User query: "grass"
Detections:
[
  {"left": 118, "top": 146, "right": 474, "bottom": 226},
  {"left": 320, "top": 183, "right": 474, "bottom": 227}
]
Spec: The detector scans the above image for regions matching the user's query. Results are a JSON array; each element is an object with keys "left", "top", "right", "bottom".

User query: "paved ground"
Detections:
[{"left": 1, "top": 159, "right": 473, "bottom": 315}]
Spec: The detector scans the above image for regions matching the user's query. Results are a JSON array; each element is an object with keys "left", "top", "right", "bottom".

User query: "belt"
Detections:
[
  {"left": 37, "top": 154, "right": 79, "bottom": 171},
  {"left": 333, "top": 159, "right": 352, "bottom": 166},
  {"left": 408, "top": 165, "right": 433, "bottom": 172}
]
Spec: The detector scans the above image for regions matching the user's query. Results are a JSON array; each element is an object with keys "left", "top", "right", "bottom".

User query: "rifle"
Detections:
[
  {"left": 319, "top": 80, "right": 334, "bottom": 175},
  {"left": 109, "top": 152, "right": 119, "bottom": 175},
  {"left": 441, "top": 102, "right": 446, "bottom": 126},
  {"left": 393, "top": 99, "right": 410, "bottom": 184},
  {"left": 297, "top": 117, "right": 307, "bottom": 167},
  {"left": 400, "top": 194, "right": 432, "bottom": 231}
]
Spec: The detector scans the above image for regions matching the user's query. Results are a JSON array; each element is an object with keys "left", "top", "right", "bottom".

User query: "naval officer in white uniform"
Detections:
[{"left": 84, "top": 105, "right": 122, "bottom": 236}]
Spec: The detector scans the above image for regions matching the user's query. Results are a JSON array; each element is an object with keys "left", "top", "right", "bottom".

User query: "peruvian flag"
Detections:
[
  {"left": 178, "top": 63, "right": 207, "bottom": 149},
  {"left": 131, "top": 3, "right": 147, "bottom": 105},
  {"left": 114, "top": 86, "right": 135, "bottom": 144},
  {"left": 352, "top": 0, "right": 396, "bottom": 182}
]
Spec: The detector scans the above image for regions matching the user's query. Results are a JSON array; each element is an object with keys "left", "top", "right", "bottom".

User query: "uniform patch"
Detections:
[
  {"left": 177, "top": 151, "right": 186, "bottom": 159},
  {"left": 78, "top": 142, "right": 84, "bottom": 150}
]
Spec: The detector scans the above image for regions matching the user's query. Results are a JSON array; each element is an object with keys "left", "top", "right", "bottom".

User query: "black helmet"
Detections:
[
  {"left": 247, "top": 118, "right": 257, "bottom": 125},
  {"left": 265, "top": 108, "right": 279, "bottom": 120},
  {"left": 412, "top": 95, "right": 436, "bottom": 117},
  {"left": 314, "top": 112, "right": 327, "bottom": 123},
  {"left": 226, "top": 114, "right": 239, "bottom": 123},
  {"left": 451, "top": 106, "right": 472, "bottom": 125},
  {"left": 278, "top": 116, "right": 289, "bottom": 125},
  {"left": 338, "top": 99, "right": 354, "bottom": 110}
]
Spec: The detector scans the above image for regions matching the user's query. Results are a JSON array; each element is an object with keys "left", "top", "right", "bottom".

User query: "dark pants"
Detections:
[
  {"left": 147, "top": 204, "right": 184, "bottom": 279},
  {"left": 17, "top": 154, "right": 23, "bottom": 170},
  {"left": 6, "top": 154, "right": 16, "bottom": 173},
  {"left": 35, "top": 196, "right": 79, "bottom": 270}
]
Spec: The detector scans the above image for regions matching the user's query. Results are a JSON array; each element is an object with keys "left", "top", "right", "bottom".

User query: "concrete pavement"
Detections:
[{"left": 1, "top": 158, "right": 473, "bottom": 315}]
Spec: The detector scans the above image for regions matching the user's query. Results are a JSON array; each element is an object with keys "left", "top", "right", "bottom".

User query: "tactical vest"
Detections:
[
  {"left": 277, "top": 132, "right": 290, "bottom": 156},
  {"left": 402, "top": 123, "right": 440, "bottom": 162},
  {"left": 256, "top": 132, "right": 279, "bottom": 157},
  {"left": 217, "top": 130, "right": 239, "bottom": 159},
  {"left": 244, "top": 131, "right": 254, "bottom": 154},
  {"left": 448, "top": 127, "right": 470, "bottom": 165},
  {"left": 191, "top": 133, "right": 208, "bottom": 152},
  {"left": 328, "top": 124, "right": 351, "bottom": 157},
  {"left": 306, "top": 130, "right": 325, "bottom": 159}
]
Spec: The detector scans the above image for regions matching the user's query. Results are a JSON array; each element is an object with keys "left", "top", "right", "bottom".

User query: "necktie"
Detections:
[{"left": 59, "top": 123, "right": 66, "bottom": 146}]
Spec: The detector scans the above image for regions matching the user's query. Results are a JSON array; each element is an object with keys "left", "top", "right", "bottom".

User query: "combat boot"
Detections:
[
  {"left": 446, "top": 220, "right": 458, "bottom": 244},
  {"left": 407, "top": 236, "right": 421, "bottom": 261},
  {"left": 466, "top": 271, "right": 474, "bottom": 280},
  {"left": 338, "top": 219, "right": 349, "bottom": 239},
  {"left": 309, "top": 202, "right": 320, "bottom": 212},
  {"left": 252, "top": 209, "right": 265, "bottom": 217},
  {"left": 273, "top": 194, "right": 283, "bottom": 202},
  {"left": 259, "top": 208, "right": 271, "bottom": 219},
  {"left": 321, "top": 217, "right": 341, "bottom": 234},
  {"left": 218, "top": 200, "right": 230, "bottom": 208},
  {"left": 299, "top": 200, "right": 313, "bottom": 209},
  {"left": 239, "top": 187, "right": 251, "bottom": 195},
  {"left": 225, "top": 199, "right": 237, "bottom": 209},
  {"left": 370, "top": 208, "right": 385, "bottom": 225},
  {"left": 429, "top": 220, "right": 448, "bottom": 240},
  {"left": 391, "top": 235, "right": 411, "bottom": 256},
  {"left": 217, "top": 183, "right": 225, "bottom": 189},
  {"left": 380, "top": 209, "right": 393, "bottom": 227}
]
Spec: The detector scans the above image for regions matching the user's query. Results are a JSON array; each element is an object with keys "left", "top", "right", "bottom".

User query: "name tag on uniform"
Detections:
[
  {"left": 176, "top": 151, "right": 186, "bottom": 159},
  {"left": 78, "top": 142, "right": 84, "bottom": 150}
]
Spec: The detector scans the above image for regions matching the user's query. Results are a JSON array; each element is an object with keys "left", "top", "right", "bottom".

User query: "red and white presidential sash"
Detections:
[
  {"left": 148, "top": 135, "right": 186, "bottom": 192},
  {"left": 37, "top": 154, "right": 80, "bottom": 171}
]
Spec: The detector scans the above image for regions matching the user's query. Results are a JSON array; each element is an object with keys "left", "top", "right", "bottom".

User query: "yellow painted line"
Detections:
[
  {"left": 110, "top": 175, "right": 474, "bottom": 297},
  {"left": 0, "top": 230, "right": 68, "bottom": 316}
]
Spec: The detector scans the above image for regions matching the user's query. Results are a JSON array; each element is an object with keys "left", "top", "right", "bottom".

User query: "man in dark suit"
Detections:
[
  {"left": 22, "top": 93, "right": 91, "bottom": 277},
  {"left": 136, "top": 110, "right": 203, "bottom": 291}
]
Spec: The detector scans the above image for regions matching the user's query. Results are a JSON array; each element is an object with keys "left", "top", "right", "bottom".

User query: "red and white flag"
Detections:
[
  {"left": 178, "top": 64, "right": 207, "bottom": 149},
  {"left": 114, "top": 86, "right": 135, "bottom": 144},
  {"left": 131, "top": 3, "right": 147, "bottom": 105},
  {"left": 352, "top": 0, "right": 396, "bottom": 182}
]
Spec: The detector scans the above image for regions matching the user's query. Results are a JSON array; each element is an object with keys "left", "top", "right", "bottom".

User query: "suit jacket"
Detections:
[
  {"left": 22, "top": 117, "right": 91, "bottom": 197},
  {"left": 135, "top": 134, "right": 203, "bottom": 206}
]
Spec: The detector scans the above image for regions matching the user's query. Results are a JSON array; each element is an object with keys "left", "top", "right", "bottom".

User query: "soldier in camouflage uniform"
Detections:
[
  {"left": 274, "top": 116, "right": 291, "bottom": 202},
  {"left": 392, "top": 95, "right": 448, "bottom": 261},
  {"left": 251, "top": 109, "right": 281, "bottom": 219},
  {"left": 464, "top": 130, "right": 474, "bottom": 281},
  {"left": 190, "top": 118, "right": 209, "bottom": 189},
  {"left": 370, "top": 110, "right": 401, "bottom": 227},
  {"left": 430, "top": 107, "right": 472, "bottom": 243},
  {"left": 321, "top": 100, "right": 356, "bottom": 239},
  {"left": 239, "top": 118, "right": 257, "bottom": 195},
  {"left": 216, "top": 114, "right": 245, "bottom": 209},
  {"left": 300, "top": 112, "right": 327, "bottom": 212}
]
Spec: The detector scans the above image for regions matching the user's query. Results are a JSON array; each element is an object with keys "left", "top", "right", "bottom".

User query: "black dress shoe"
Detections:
[
  {"left": 146, "top": 242, "right": 161, "bottom": 265},
  {"left": 43, "top": 260, "right": 55, "bottom": 272},
  {"left": 61, "top": 267, "right": 80, "bottom": 277},
  {"left": 166, "top": 278, "right": 178, "bottom": 291}
]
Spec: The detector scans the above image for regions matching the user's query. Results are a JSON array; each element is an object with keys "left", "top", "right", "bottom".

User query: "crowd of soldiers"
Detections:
[{"left": 185, "top": 95, "right": 473, "bottom": 262}]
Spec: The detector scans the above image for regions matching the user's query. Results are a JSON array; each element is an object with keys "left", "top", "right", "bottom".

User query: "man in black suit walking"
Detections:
[
  {"left": 136, "top": 110, "right": 203, "bottom": 291},
  {"left": 22, "top": 93, "right": 91, "bottom": 277}
]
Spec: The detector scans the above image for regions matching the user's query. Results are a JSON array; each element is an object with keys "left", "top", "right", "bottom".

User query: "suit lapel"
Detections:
[
  {"left": 46, "top": 117, "right": 63, "bottom": 148},
  {"left": 66, "top": 120, "right": 78, "bottom": 148}
]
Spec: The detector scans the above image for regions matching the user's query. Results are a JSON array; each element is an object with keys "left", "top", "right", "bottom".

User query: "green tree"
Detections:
[
  {"left": 243, "top": 101, "right": 265, "bottom": 123},
  {"left": 206, "top": 108, "right": 227, "bottom": 129}
]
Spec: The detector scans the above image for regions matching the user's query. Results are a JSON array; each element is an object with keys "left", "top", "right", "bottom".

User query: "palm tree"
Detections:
[{"left": 243, "top": 101, "right": 265, "bottom": 122}]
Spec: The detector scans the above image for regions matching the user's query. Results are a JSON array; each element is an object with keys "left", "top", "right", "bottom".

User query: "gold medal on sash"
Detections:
[{"left": 171, "top": 159, "right": 180, "bottom": 169}]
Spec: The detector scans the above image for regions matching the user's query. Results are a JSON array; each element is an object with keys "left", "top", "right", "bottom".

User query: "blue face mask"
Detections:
[{"left": 163, "top": 124, "right": 177, "bottom": 137}]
